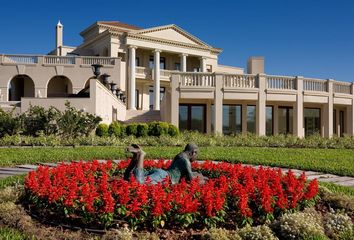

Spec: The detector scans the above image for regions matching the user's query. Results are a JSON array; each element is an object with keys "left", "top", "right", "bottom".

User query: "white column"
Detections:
[
  {"left": 128, "top": 45, "right": 137, "bottom": 110},
  {"left": 256, "top": 74, "right": 266, "bottom": 136},
  {"left": 200, "top": 57, "right": 207, "bottom": 72},
  {"left": 325, "top": 79, "right": 334, "bottom": 137},
  {"left": 154, "top": 49, "right": 161, "bottom": 110},
  {"left": 171, "top": 74, "right": 180, "bottom": 128},
  {"left": 350, "top": 83, "right": 354, "bottom": 136},
  {"left": 295, "top": 76, "right": 304, "bottom": 138},
  {"left": 214, "top": 74, "right": 223, "bottom": 134},
  {"left": 180, "top": 53, "right": 187, "bottom": 72}
]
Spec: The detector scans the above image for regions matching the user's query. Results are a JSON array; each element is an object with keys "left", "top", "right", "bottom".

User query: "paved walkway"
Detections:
[{"left": 0, "top": 160, "right": 353, "bottom": 188}]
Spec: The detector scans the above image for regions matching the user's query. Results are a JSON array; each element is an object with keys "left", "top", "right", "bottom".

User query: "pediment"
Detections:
[{"left": 133, "top": 25, "right": 211, "bottom": 47}]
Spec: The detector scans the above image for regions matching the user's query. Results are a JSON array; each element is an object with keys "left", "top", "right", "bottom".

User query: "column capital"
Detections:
[
  {"left": 128, "top": 45, "right": 138, "bottom": 49},
  {"left": 180, "top": 53, "right": 188, "bottom": 57},
  {"left": 153, "top": 49, "right": 162, "bottom": 53}
]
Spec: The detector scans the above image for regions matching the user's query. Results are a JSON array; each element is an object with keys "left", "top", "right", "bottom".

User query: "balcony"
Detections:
[
  {"left": 172, "top": 72, "right": 354, "bottom": 102},
  {"left": 135, "top": 67, "right": 179, "bottom": 81},
  {"left": 1, "top": 54, "right": 118, "bottom": 67}
]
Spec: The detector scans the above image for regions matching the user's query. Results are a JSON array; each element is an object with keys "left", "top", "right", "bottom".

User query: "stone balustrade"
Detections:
[
  {"left": 1, "top": 54, "right": 117, "bottom": 66},
  {"left": 303, "top": 78, "right": 327, "bottom": 92},
  {"left": 180, "top": 73, "right": 215, "bottom": 87},
  {"left": 334, "top": 81, "right": 352, "bottom": 94},
  {"left": 223, "top": 74, "right": 257, "bottom": 88},
  {"left": 266, "top": 75, "right": 296, "bottom": 90}
]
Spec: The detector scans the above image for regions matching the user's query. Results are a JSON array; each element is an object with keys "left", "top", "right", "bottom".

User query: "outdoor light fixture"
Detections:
[{"left": 91, "top": 63, "right": 103, "bottom": 78}]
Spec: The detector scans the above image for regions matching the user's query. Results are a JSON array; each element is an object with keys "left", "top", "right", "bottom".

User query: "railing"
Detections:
[
  {"left": 160, "top": 69, "right": 177, "bottom": 78},
  {"left": 2, "top": 54, "right": 38, "bottom": 64},
  {"left": 44, "top": 56, "right": 75, "bottom": 65},
  {"left": 303, "top": 78, "right": 327, "bottom": 92},
  {"left": 223, "top": 74, "right": 257, "bottom": 88},
  {"left": 180, "top": 73, "right": 215, "bottom": 87},
  {"left": 334, "top": 81, "right": 352, "bottom": 94},
  {"left": 136, "top": 66, "right": 152, "bottom": 78},
  {"left": 81, "top": 57, "right": 115, "bottom": 65},
  {"left": 266, "top": 75, "right": 296, "bottom": 90}
]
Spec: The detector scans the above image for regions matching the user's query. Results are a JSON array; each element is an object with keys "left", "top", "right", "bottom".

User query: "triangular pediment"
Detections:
[{"left": 133, "top": 25, "right": 211, "bottom": 47}]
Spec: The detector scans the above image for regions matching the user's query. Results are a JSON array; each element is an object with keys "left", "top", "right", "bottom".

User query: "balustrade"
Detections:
[
  {"left": 266, "top": 75, "right": 296, "bottom": 90},
  {"left": 223, "top": 74, "right": 257, "bottom": 88}
]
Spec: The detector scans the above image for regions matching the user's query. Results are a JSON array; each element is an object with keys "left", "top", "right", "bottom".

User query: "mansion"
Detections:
[{"left": 0, "top": 21, "right": 353, "bottom": 138}]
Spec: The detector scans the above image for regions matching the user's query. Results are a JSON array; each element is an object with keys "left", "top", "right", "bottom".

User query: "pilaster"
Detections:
[
  {"left": 256, "top": 74, "right": 266, "bottom": 136},
  {"left": 170, "top": 74, "right": 180, "bottom": 127},
  {"left": 214, "top": 74, "right": 223, "bottom": 134},
  {"left": 324, "top": 79, "right": 334, "bottom": 137},
  {"left": 295, "top": 76, "right": 304, "bottom": 138}
]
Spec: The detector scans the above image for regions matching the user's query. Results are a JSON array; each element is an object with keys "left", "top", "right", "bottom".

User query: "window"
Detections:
[
  {"left": 179, "top": 104, "right": 206, "bottom": 133},
  {"left": 266, "top": 106, "right": 273, "bottom": 136},
  {"left": 149, "top": 56, "right": 166, "bottom": 69},
  {"left": 118, "top": 52, "right": 126, "bottom": 61},
  {"left": 278, "top": 107, "right": 293, "bottom": 135},
  {"left": 175, "top": 63, "right": 181, "bottom": 71},
  {"left": 135, "top": 89, "right": 139, "bottom": 109},
  {"left": 340, "top": 110, "right": 345, "bottom": 137},
  {"left": 333, "top": 110, "right": 337, "bottom": 135},
  {"left": 149, "top": 86, "right": 166, "bottom": 110},
  {"left": 304, "top": 108, "right": 321, "bottom": 136},
  {"left": 247, "top": 105, "right": 256, "bottom": 133},
  {"left": 135, "top": 57, "right": 140, "bottom": 67},
  {"left": 222, "top": 105, "right": 242, "bottom": 135}
]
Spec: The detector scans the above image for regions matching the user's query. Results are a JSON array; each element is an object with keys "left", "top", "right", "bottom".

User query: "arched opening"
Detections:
[
  {"left": 8, "top": 75, "right": 35, "bottom": 101},
  {"left": 47, "top": 76, "right": 73, "bottom": 97}
]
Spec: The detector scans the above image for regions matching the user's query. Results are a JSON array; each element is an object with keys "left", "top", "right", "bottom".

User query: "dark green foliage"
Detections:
[
  {"left": 148, "top": 121, "right": 170, "bottom": 136},
  {"left": 57, "top": 102, "right": 101, "bottom": 137},
  {"left": 126, "top": 124, "right": 138, "bottom": 136},
  {"left": 136, "top": 123, "right": 149, "bottom": 137},
  {"left": 108, "top": 121, "right": 122, "bottom": 137},
  {"left": 21, "top": 105, "right": 60, "bottom": 136},
  {"left": 168, "top": 124, "right": 179, "bottom": 136},
  {"left": 96, "top": 123, "right": 109, "bottom": 137},
  {"left": 0, "top": 108, "right": 22, "bottom": 137}
]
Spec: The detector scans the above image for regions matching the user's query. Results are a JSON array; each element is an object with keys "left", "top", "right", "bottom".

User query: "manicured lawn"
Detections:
[{"left": 0, "top": 146, "right": 353, "bottom": 176}]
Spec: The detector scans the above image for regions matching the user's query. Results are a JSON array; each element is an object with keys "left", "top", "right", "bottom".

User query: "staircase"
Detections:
[{"left": 124, "top": 110, "right": 161, "bottom": 124}]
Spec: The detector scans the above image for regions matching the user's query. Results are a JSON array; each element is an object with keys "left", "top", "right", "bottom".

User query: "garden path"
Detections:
[{"left": 0, "top": 160, "right": 353, "bottom": 188}]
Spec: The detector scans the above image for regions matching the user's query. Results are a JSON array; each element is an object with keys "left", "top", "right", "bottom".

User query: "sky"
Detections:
[{"left": 0, "top": 0, "right": 353, "bottom": 82}]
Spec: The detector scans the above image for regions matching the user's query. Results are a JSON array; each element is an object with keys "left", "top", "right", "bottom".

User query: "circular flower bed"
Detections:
[{"left": 24, "top": 160, "right": 318, "bottom": 230}]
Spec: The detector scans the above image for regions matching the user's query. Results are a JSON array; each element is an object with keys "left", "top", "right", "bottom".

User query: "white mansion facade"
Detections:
[{"left": 0, "top": 21, "right": 353, "bottom": 138}]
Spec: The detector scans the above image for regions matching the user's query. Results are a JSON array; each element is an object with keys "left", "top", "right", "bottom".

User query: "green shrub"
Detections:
[
  {"left": 57, "top": 102, "right": 101, "bottom": 137},
  {"left": 168, "top": 124, "right": 179, "bottom": 136},
  {"left": 21, "top": 105, "right": 60, "bottom": 136},
  {"left": 108, "top": 121, "right": 122, "bottom": 137},
  {"left": 323, "top": 212, "right": 353, "bottom": 240},
  {"left": 0, "top": 108, "right": 22, "bottom": 137},
  {"left": 96, "top": 123, "right": 109, "bottom": 137},
  {"left": 136, "top": 123, "right": 149, "bottom": 137},
  {"left": 275, "top": 210, "right": 326, "bottom": 240},
  {"left": 205, "top": 228, "right": 241, "bottom": 240},
  {"left": 238, "top": 225, "right": 278, "bottom": 240},
  {"left": 148, "top": 121, "right": 169, "bottom": 136},
  {"left": 126, "top": 124, "right": 138, "bottom": 136}
]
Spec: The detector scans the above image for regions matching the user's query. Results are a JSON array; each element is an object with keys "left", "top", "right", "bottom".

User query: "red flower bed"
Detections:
[{"left": 24, "top": 160, "right": 318, "bottom": 229}]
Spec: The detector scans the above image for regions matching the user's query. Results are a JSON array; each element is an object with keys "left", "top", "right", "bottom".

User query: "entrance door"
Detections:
[{"left": 179, "top": 104, "right": 206, "bottom": 133}]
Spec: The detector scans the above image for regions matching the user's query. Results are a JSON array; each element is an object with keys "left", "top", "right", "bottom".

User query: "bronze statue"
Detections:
[{"left": 123, "top": 143, "right": 207, "bottom": 184}]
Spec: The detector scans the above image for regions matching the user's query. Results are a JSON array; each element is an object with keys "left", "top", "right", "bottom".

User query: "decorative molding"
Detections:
[
  {"left": 16, "top": 65, "right": 26, "bottom": 75},
  {"left": 55, "top": 66, "right": 64, "bottom": 75}
]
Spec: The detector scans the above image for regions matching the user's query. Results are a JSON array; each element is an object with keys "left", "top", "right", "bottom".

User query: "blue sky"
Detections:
[{"left": 0, "top": 0, "right": 353, "bottom": 82}]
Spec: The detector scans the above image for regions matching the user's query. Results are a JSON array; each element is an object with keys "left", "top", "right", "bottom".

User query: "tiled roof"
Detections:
[{"left": 98, "top": 21, "right": 141, "bottom": 30}]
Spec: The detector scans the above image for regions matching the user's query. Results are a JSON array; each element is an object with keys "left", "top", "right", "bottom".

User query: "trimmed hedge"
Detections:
[
  {"left": 103, "top": 121, "right": 179, "bottom": 138},
  {"left": 95, "top": 123, "right": 109, "bottom": 137}
]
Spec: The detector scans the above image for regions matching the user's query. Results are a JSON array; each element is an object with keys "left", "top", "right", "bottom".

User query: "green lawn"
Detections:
[{"left": 0, "top": 146, "right": 353, "bottom": 176}]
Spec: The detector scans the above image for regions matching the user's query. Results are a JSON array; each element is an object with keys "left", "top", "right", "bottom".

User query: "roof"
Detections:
[{"left": 97, "top": 21, "right": 141, "bottom": 30}]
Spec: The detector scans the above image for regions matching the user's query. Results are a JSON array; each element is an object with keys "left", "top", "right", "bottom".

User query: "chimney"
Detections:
[
  {"left": 56, "top": 21, "right": 63, "bottom": 56},
  {"left": 247, "top": 57, "right": 264, "bottom": 74}
]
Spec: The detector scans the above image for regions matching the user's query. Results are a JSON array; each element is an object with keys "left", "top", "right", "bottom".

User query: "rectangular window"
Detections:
[
  {"left": 149, "top": 56, "right": 166, "bottom": 69},
  {"left": 333, "top": 110, "right": 337, "bottom": 135},
  {"left": 266, "top": 106, "right": 273, "bottom": 136},
  {"left": 149, "top": 86, "right": 166, "bottom": 110},
  {"left": 278, "top": 107, "right": 293, "bottom": 135},
  {"left": 135, "top": 57, "right": 140, "bottom": 67},
  {"left": 304, "top": 108, "right": 321, "bottom": 136},
  {"left": 179, "top": 104, "right": 206, "bottom": 133},
  {"left": 340, "top": 110, "right": 345, "bottom": 137},
  {"left": 247, "top": 105, "right": 256, "bottom": 133},
  {"left": 223, "top": 105, "right": 242, "bottom": 135},
  {"left": 175, "top": 63, "right": 181, "bottom": 71}
]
